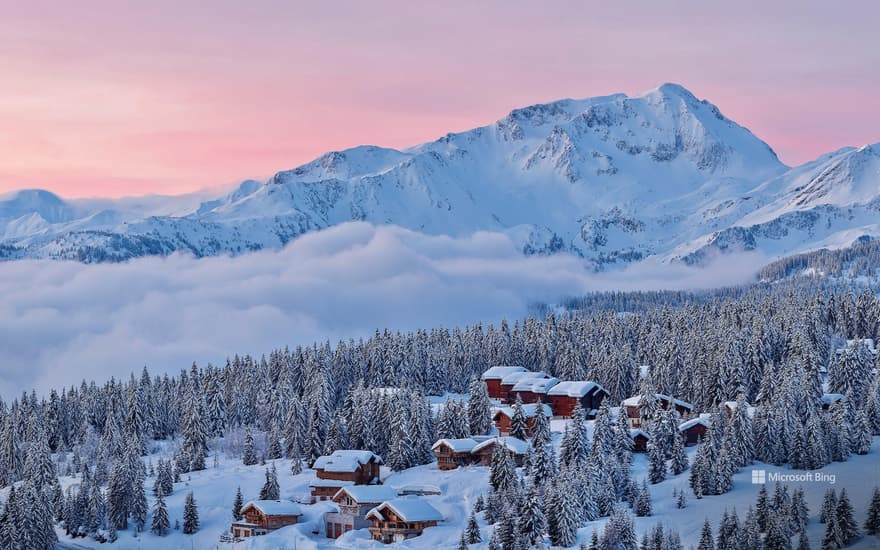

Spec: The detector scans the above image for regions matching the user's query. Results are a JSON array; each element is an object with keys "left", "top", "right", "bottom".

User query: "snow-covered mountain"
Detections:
[{"left": 1, "top": 83, "right": 878, "bottom": 267}]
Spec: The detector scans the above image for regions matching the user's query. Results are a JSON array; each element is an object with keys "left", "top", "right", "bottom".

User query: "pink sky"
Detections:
[{"left": 1, "top": 0, "right": 878, "bottom": 198}]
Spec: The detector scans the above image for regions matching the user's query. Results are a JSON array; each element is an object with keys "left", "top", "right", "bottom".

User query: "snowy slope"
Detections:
[{"left": 1, "top": 83, "right": 878, "bottom": 268}]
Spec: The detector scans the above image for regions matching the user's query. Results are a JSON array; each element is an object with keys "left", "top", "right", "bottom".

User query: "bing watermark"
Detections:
[{"left": 751, "top": 469, "right": 836, "bottom": 485}]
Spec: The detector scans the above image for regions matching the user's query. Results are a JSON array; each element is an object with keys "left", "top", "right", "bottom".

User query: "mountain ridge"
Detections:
[{"left": 1, "top": 83, "right": 877, "bottom": 268}]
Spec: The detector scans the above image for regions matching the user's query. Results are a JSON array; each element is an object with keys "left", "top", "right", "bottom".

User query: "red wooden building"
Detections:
[
  {"left": 367, "top": 499, "right": 443, "bottom": 544},
  {"left": 431, "top": 438, "right": 479, "bottom": 470},
  {"left": 547, "top": 381, "right": 609, "bottom": 418},
  {"left": 622, "top": 393, "right": 694, "bottom": 428},
  {"left": 630, "top": 429, "right": 650, "bottom": 453},
  {"left": 492, "top": 403, "right": 552, "bottom": 437},
  {"left": 231, "top": 500, "right": 302, "bottom": 539},
  {"left": 471, "top": 437, "right": 528, "bottom": 467},
  {"left": 509, "top": 376, "right": 559, "bottom": 404},
  {"left": 325, "top": 485, "right": 398, "bottom": 539},
  {"left": 678, "top": 416, "right": 710, "bottom": 446},
  {"left": 310, "top": 450, "right": 383, "bottom": 502},
  {"left": 481, "top": 366, "right": 528, "bottom": 400}
]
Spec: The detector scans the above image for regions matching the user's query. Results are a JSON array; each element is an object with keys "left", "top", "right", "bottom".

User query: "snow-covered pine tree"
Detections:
[
  {"left": 183, "top": 491, "right": 199, "bottom": 534},
  {"left": 635, "top": 480, "right": 652, "bottom": 517},
  {"left": 669, "top": 429, "right": 688, "bottom": 475},
  {"left": 835, "top": 488, "right": 859, "bottom": 545},
  {"left": 697, "top": 518, "right": 715, "bottom": 550},
  {"left": 233, "top": 486, "right": 244, "bottom": 521},
  {"left": 467, "top": 378, "right": 493, "bottom": 436},
  {"left": 600, "top": 507, "right": 638, "bottom": 550},
  {"left": 820, "top": 488, "right": 836, "bottom": 524},
  {"left": 465, "top": 509, "right": 482, "bottom": 544},
  {"left": 865, "top": 486, "right": 880, "bottom": 535},
  {"left": 510, "top": 396, "right": 529, "bottom": 441},
  {"left": 797, "top": 528, "right": 810, "bottom": 550},
  {"left": 518, "top": 479, "right": 544, "bottom": 547},
  {"left": 259, "top": 464, "right": 280, "bottom": 500},
  {"left": 242, "top": 428, "right": 258, "bottom": 466},
  {"left": 647, "top": 442, "right": 666, "bottom": 484},
  {"left": 151, "top": 492, "right": 170, "bottom": 536},
  {"left": 764, "top": 513, "right": 792, "bottom": 550}
]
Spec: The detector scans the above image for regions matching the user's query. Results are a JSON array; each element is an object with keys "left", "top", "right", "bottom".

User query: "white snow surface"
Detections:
[{"left": 17, "top": 423, "right": 878, "bottom": 549}]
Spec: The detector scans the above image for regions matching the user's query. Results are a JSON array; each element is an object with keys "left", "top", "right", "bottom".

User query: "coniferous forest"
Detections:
[{"left": 2, "top": 285, "right": 880, "bottom": 548}]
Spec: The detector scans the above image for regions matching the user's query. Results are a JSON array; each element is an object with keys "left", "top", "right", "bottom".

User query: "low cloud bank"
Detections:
[{"left": 0, "top": 222, "right": 765, "bottom": 398}]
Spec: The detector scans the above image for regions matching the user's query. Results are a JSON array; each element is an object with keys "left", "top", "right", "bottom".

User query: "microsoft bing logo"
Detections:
[{"left": 751, "top": 470, "right": 766, "bottom": 484}]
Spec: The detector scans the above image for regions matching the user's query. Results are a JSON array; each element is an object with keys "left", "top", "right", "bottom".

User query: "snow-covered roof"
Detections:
[
  {"left": 493, "top": 403, "right": 552, "bottom": 419},
  {"left": 240, "top": 500, "right": 302, "bottom": 516},
  {"left": 500, "top": 370, "right": 545, "bottom": 385},
  {"left": 396, "top": 484, "right": 442, "bottom": 496},
  {"left": 621, "top": 393, "right": 693, "bottom": 410},
  {"left": 678, "top": 416, "right": 711, "bottom": 432},
  {"left": 366, "top": 498, "right": 444, "bottom": 523},
  {"left": 511, "top": 376, "right": 560, "bottom": 393},
  {"left": 547, "top": 381, "right": 606, "bottom": 397},
  {"left": 431, "top": 438, "right": 478, "bottom": 453},
  {"left": 630, "top": 429, "right": 650, "bottom": 440},
  {"left": 309, "top": 479, "right": 355, "bottom": 488},
  {"left": 723, "top": 401, "right": 756, "bottom": 418},
  {"left": 313, "top": 450, "right": 382, "bottom": 472},
  {"left": 471, "top": 436, "right": 529, "bottom": 455},
  {"left": 481, "top": 366, "right": 528, "bottom": 380},
  {"left": 333, "top": 485, "right": 398, "bottom": 504}
]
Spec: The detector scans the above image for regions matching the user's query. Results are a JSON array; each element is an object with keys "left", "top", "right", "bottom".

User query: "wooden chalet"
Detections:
[
  {"left": 471, "top": 436, "right": 529, "bottom": 467},
  {"left": 310, "top": 450, "right": 383, "bottom": 502},
  {"left": 367, "top": 498, "right": 443, "bottom": 544},
  {"left": 678, "top": 416, "right": 711, "bottom": 446},
  {"left": 622, "top": 393, "right": 694, "bottom": 428},
  {"left": 325, "top": 485, "right": 398, "bottom": 538},
  {"left": 497, "top": 371, "right": 544, "bottom": 403},
  {"left": 481, "top": 366, "right": 528, "bottom": 400},
  {"left": 547, "top": 381, "right": 609, "bottom": 418},
  {"left": 492, "top": 403, "right": 552, "bottom": 437},
  {"left": 509, "top": 375, "right": 559, "bottom": 404},
  {"left": 630, "top": 429, "right": 650, "bottom": 453},
  {"left": 431, "top": 438, "right": 478, "bottom": 470},
  {"left": 231, "top": 500, "right": 302, "bottom": 538}
]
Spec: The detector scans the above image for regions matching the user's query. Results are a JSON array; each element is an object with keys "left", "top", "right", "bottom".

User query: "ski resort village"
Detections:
[{"left": 2, "top": 293, "right": 880, "bottom": 549}]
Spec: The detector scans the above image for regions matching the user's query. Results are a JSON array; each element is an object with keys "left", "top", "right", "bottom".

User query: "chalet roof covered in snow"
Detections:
[
  {"left": 493, "top": 403, "right": 552, "bottom": 419},
  {"left": 723, "top": 401, "right": 756, "bottom": 418},
  {"left": 621, "top": 393, "right": 693, "bottom": 410},
  {"left": 547, "top": 381, "right": 606, "bottom": 397},
  {"left": 366, "top": 498, "right": 444, "bottom": 523},
  {"left": 313, "top": 449, "right": 382, "bottom": 472},
  {"left": 630, "top": 429, "right": 650, "bottom": 440},
  {"left": 481, "top": 366, "right": 527, "bottom": 380},
  {"left": 333, "top": 485, "right": 398, "bottom": 504},
  {"left": 678, "top": 415, "right": 712, "bottom": 431},
  {"left": 431, "top": 438, "right": 478, "bottom": 453},
  {"left": 511, "top": 376, "right": 560, "bottom": 394},
  {"left": 471, "top": 436, "right": 529, "bottom": 455},
  {"left": 240, "top": 500, "right": 303, "bottom": 516},
  {"left": 500, "top": 370, "right": 545, "bottom": 385}
]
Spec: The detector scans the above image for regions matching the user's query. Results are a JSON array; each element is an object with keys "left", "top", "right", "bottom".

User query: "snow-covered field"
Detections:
[{"left": 43, "top": 420, "right": 880, "bottom": 550}]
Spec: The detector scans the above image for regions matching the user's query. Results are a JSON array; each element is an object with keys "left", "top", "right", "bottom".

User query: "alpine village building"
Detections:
[
  {"left": 309, "top": 450, "right": 383, "bottom": 502},
  {"left": 231, "top": 500, "right": 303, "bottom": 539},
  {"left": 366, "top": 498, "right": 444, "bottom": 544},
  {"left": 325, "top": 485, "right": 398, "bottom": 538}
]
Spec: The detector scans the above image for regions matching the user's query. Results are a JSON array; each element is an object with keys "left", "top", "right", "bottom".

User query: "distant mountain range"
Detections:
[{"left": 1, "top": 83, "right": 878, "bottom": 268}]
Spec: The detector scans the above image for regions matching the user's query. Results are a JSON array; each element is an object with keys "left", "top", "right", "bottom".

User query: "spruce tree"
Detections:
[
  {"left": 467, "top": 378, "right": 493, "bottom": 436},
  {"left": 183, "top": 491, "right": 199, "bottom": 534},
  {"left": 635, "top": 480, "right": 652, "bottom": 517},
  {"left": 865, "top": 486, "right": 880, "bottom": 535},
  {"left": 259, "top": 464, "right": 280, "bottom": 500},
  {"left": 242, "top": 428, "right": 258, "bottom": 466},
  {"left": 510, "top": 396, "right": 529, "bottom": 441},
  {"left": 151, "top": 492, "right": 170, "bottom": 536},
  {"left": 698, "top": 518, "right": 715, "bottom": 550},
  {"left": 647, "top": 442, "right": 666, "bottom": 484},
  {"left": 466, "top": 510, "right": 482, "bottom": 544},
  {"left": 835, "top": 488, "right": 859, "bottom": 545},
  {"left": 233, "top": 486, "right": 244, "bottom": 521}
]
